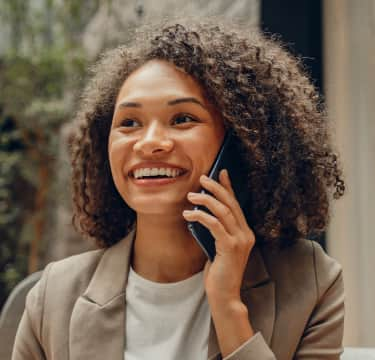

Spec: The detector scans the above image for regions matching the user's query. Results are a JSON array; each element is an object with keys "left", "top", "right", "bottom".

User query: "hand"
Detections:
[{"left": 182, "top": 169, "right": 255, "bottom": 304}]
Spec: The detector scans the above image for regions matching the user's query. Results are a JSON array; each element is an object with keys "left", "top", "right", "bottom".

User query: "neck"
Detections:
[{"left": 131, "top": 214, "right": 207, "bottom": 283}]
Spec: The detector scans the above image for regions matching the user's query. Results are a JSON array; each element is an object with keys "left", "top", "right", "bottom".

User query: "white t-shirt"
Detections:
[{"left": 124, "top": 266, "right": 211, "bottom": 360}]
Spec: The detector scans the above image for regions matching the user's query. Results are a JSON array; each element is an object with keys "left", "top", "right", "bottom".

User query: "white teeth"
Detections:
[{"left": 133, "top": 167, "right": 184, "bottom": 179}]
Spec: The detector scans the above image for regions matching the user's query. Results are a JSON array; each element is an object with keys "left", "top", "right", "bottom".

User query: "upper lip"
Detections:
[{"left": 128, "top": 162, "right": 188, "bottom": 176}]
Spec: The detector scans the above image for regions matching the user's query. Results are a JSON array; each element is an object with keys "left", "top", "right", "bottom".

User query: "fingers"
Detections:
[
  {"left": 183, "top": 207, "right": 232, "bottom": 245},
  {"left": 198, "top": 170, "right": 248, "bottom": 230},
  {"left": 186, "top": 191, "right": 238, "bottom": 236},
  {"left": 219, "top": 169, "right": 235, "bottom": 197},
  {"left": 183, "top": 168, "right": 255, "bottom": 257}
]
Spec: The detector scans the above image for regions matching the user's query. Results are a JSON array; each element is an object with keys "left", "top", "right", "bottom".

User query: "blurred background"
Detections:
[{"left": 0, "top": 0, "right": 374, "bottom": 351}]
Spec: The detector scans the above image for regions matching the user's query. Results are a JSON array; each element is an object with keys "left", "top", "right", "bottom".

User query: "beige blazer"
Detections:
[{"left": 12, "top": 227, "right": 344, "bottom": 360}]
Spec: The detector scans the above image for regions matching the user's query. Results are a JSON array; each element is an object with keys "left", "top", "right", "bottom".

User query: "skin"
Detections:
[{"left": 108, "top": 59, "right": 256, "bottom": 356}]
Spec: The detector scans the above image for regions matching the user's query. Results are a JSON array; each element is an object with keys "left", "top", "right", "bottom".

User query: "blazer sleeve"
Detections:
[
  {"left": 222, "top": 241, "right": 345, "bottom": 360},
  {"left": 294, "top": 241, "right": 345, "bottom": 359},
  {"left": 11, "top": 263, "right": 55, "bottom": 360}
]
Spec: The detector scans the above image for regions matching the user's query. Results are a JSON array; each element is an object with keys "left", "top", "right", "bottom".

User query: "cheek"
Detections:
[
  {"left": 183, "top": 132, "right": 222, "bottom": 175},
  {"left": 108, "top": 136, "right": 129, "bottom": 184}
]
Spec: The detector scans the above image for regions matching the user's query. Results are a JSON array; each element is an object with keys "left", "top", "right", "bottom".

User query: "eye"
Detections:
[
  {"left": 172, "top": 114, "right": 198, "bottom": 125},
  {"left": 118, "top": 114, "right": 198, "bottom": 129},
  {"left": 119, "top": 119, "right": 140, "bottom": 128}
]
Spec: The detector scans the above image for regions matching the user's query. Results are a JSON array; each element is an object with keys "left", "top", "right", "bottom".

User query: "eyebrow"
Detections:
[{"left": 118, "top": 97, "right": 207, "bottom": 110}]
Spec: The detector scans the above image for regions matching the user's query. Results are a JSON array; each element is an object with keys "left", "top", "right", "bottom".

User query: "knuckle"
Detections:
[
  {"left": 209, "top": 216, "right": 220, "bottom": 227},
  {"left": 247, "top": 232, "right": 256, "bottom": 245},
  {"left": 227, "top": 239, "right": 241, "bottom": 252},
  {"left": 202, "top": 195, "right": 211, "bottom": 207},
  {"left": 222, "top": 206, "right": 232, "bottom": 218}
]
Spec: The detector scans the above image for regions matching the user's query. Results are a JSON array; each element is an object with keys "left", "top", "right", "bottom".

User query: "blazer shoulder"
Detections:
[
  {"left": 44, "top": 248, "right": 106, "bottom": 294},
  {"left": 264, "top": 238, "right": 342, "bottom": 269},
  {"left": 261, "top": 238, "right": 316, "bottom": 273},
  {"left": 26, "top": 248, "right": 105, "bottom": 311},
  {"left": 261, "top": 239, "right": 343, "bottom": 292},
  {"left": 309, "top": 240, "right": 343, "bottom": 300},
  {"left": 22, "top": 248, "right": 106, "bottom": 344},
  {"left": 48, "top": 248, "right": 105, "bottom": 277}
]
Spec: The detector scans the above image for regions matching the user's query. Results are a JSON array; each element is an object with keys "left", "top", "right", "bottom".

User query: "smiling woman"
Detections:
[
  {"left": 107, "top": 59, "right": 226, "bottom": 245},
  {"left": 12, "top": 17, "right": 346, "bottom": 360}
]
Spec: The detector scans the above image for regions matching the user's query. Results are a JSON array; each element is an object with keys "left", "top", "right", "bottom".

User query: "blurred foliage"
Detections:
[
  {"left": 0, "top": 0, "right": 102, "bottom": 309},
  {"left": 0, "top": 113, "right": 31, "bottom": 302}
]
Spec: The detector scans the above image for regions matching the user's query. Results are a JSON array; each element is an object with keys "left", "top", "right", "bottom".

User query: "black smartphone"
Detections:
[{"left": 186, "top": 129, "right": 250, "bottom": 261}]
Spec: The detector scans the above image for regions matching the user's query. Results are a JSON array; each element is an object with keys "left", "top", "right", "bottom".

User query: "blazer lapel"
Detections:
[
  {"left": 69, "top": 226, "right": 275, "bottom": 360},
  {"left": 207, "top": 245, "right": 275, "bottom": 360},
  {"left": 69, "top": 226, "right": 137, "bottom": 360}
]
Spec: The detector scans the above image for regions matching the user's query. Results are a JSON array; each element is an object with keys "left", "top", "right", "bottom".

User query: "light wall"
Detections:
[{"left": 324, "top": 0, "right": 375, "bottom": 347}]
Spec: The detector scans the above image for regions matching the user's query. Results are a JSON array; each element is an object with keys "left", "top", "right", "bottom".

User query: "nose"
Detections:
[{"left": 133, "top": 122, "right": 174, "bottom": 156}]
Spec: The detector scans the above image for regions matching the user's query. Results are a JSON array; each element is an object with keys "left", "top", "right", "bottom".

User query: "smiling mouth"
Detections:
[
  {"left": 128, "top": 171, "right": 189, "bottom": 187},
  {"left": 136, "top": 174, "right": 182, "bottom": 179},
  {"left": 128, "top": 170, "right": 188, "bottom": 179}
]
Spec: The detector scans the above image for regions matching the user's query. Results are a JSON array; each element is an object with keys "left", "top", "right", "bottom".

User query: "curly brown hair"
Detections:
[{"left": 69, "top": 17, "right": 345, "bottom": 249}]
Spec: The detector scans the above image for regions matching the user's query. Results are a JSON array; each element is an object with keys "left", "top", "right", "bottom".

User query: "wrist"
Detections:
[
  {"left": 208, "top": 298, "right": 254, "bottom": 358},
  {"left": 207, "top": 292, "right": 245, "bottom": 312},
  {"left": 209, "top": 297, "right": 248, "bottom": 316}
]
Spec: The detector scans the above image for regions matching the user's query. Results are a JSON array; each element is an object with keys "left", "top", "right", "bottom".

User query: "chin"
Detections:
[{"left": 133, "top": 201, "right": 187, "bottom": 214}]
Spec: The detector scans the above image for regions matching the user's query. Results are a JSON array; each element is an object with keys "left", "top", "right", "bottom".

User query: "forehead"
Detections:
[{"left": 116, "top": 60, "right": 206, "bottom": 102}]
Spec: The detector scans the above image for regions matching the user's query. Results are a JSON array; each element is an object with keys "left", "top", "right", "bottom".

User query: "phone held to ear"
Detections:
[{"left": 186, "top": 129, "right": 250, "bottom": 261}]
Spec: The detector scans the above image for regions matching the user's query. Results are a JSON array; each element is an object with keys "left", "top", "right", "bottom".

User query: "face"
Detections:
[{"left": 108, "top": 59, "right": 226, "bottom": 216}]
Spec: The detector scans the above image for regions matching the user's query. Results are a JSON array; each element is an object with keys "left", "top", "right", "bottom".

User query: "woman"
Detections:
[{"left": 12, "top": 18, "right": 346, "bottom": 360}]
